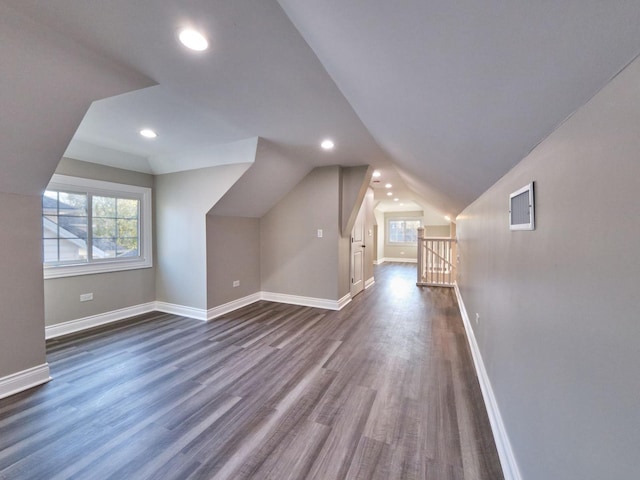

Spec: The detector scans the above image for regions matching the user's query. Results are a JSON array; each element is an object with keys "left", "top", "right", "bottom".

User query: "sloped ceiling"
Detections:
[
  {"left": 0, "top": 2, "right": 153, "bottom": 195},
  {"left": 5, "top": 1, "right": 640, "bottom": 215},
  {"left": 277, "top": 0, "right": 640, "bottom": 213},
  {"left": 209, "top": 139, "right": 313, "bottom": 219}
]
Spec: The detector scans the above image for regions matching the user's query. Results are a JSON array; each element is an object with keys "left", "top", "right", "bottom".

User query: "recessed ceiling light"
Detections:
[
  {"left": 139, "top": 129, "right": 157, "bottom": 139},
  {"left": 179, "top": 28, "right": 209, "bottom": 51},
  {"left": 321, "top": 139, "right": 334, "bottom": 150},
  {"left": 372, "top": 171, "right": 381, "bottom": 178},
  {"left": 386, "top": 192, "right": 392, "bottom": 196},
  {"left": 385, "top": 183, "right": 392, "bottom": 188},
  {"left": 394, "top": 198, "right": 399, "bottom": 202}
]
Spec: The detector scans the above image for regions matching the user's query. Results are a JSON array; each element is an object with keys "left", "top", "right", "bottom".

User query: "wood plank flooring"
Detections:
[{"left": 0, "top": 263, "right": 503, "bottom": 479}]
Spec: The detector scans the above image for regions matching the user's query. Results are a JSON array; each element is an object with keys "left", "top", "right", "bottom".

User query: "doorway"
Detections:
[{"left": 350, "top": 204, "right": 366, "bottom": 298}]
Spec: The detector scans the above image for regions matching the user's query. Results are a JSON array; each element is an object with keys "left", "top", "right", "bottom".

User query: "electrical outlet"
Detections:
[
  {"left": 233, "top": 280, "right": 240, "bottom": 287},
  {"left": 80, "top": 293, "right": 93, "bottom": 302},
  {"left": 475, "top": 313, "right": 480, "bottom": 324},
  {"left": 317, "top": 229, "right": 323, "bottom": 238}
]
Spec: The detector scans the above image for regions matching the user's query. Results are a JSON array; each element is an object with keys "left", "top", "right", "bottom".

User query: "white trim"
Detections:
[
  {"left": 365, "top": 277, "right": 375, "bottom": 289},
  {"left": 509, "top": 182, "right": 535, "bottom": 231},
  {"left": 373, "top": 259, "right": 383, "bottom": 265},
  {"left": 378, "top": 257, "right": 418, "bottom": 264},
  {"left": 154, "top": 301, "right": 208, "bottom": 321},
  {"left": 261, "top": 291, "right": 346, "bottom": 311},
  {"left": 454, "top": 282, "right": 522, "bottom": 480},
  {"left": 207, "top": 293, "right": 262, "bottom": 321},
  {"left": 45, "top": 302, "right": 156, "bottom": 339},
  {"left": 43, "top": 174, "right": 153, "bottom": 279},
  {"left": 0, "top": 364, "right": 51, "bottom": 400},
  {"left": 44, "top": 260, "right": 154, "bottom": 279},
  {"left": 184, "top": 291, "right": 351, "bottom": 319},
  {"left": 44, "top": 291, "right": 352, "bottom": 340},
  {"left": 338, "top": 293, "right": 352, "bottom": 309}
]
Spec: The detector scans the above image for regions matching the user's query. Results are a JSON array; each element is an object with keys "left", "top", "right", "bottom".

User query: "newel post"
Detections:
[{"left": 416, "top": 227, "right": 425, "bottom": 285}]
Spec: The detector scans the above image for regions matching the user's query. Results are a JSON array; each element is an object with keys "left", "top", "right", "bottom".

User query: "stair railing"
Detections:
[{"left": 416, "top": 227, "right": 456, "bottom": 287}]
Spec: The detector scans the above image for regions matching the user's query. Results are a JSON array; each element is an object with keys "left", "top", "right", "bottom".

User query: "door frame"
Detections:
[{"left": 350, "top": 204, "right": 366, "bottom": 298}]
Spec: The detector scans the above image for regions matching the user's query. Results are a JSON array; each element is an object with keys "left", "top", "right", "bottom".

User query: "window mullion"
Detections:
[
  {"left": 56, "top": 191, "right": 61, "bottom": 264},
  {"left": 87, "top": 193, "right": 93, "bottom": 263},
  {"left": 115, "top": 196, "right": 119, "bottom": 257}
]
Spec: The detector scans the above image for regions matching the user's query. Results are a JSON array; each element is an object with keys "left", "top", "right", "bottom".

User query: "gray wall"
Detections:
[
  {"left": 261, "top": 166, "right": 342, "bottom": 300},
  {"left": 54, "top": 158, "right": 153, "bottom": 187},
  {"left": 44, "top": 159, "right": 156, "bottom": 326},
  {"left": 456, "top": 57, "right": 640, "bottom": 479},
  {"left": 425, "top": 224, "right": 450, "bottom": 237},
  {"left": 206, "top": 215, "right": 261, "bottom": 308},
  {"left": 340, "top": 165, "right": 372, "bottom": 235},
  {"left": 0, "top": 3, "right": 152, "bottom": 382},
  {"left": 45, "top": 270, "right": 155, "bottom": 326},
  {"left": 211, "top": 165, "right": 372, "bottom": 305},
  {"left": 155, "top": 163, "right": 252, "bottom": 310},
  {"left": 0, "top": 192, "right": 47, "bottom": 378},
  {"left": 47, "top": 158, "right": 371, "bottom": 319}
]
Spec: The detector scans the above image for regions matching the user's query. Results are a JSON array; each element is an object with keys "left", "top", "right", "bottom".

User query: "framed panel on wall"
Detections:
[{"left": 509, "top": 182, "right": 535, "bottom": 231}]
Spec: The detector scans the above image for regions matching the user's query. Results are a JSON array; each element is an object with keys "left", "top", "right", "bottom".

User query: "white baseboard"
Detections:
[
  {"left": 154, "top": 301, "right": 208, "bottom": 321},
  {"left": 365, "top": 277, "right": 375, "bottom": 289},
  {"left": 173, "top": 290, "right": 349, "bottom": 320},
  {"left": 373, "top": 259, "right": 383, "bottom": 265},
  {"left": 261, "top": 291, "right": 347, "bottom": 311},
  {"left": 378, "top": 257, "right": 418, "bottom": 264},
  {"left": 207, "top": 293, "right": 262, "bottom": 321},
  {"left": 454, "top": 283, "right": 522, "bottom": 480},
  {"left": 45, "top": 302, "right": 157, "bottom": 339},
  {"left": 44, "top": 290, "right": 351, "bottom": 340},
  {"left": 0, "top": 363, "right": 51, "bottom": 400},
  {"left": 338, "top": 293, "right": 352, "bottom": 309}
]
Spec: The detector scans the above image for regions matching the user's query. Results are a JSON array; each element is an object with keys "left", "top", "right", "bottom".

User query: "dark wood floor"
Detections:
[{"left": 0, "top": 263, "right": 503, "bottom": 480}]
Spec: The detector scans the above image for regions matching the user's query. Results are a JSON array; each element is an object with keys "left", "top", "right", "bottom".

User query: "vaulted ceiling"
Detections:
[{"left": 4, "top": 0, "right": 640, "bottom": 216}]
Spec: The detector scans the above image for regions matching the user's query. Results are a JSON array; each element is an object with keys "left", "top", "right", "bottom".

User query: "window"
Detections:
[
  {"left": 387, "top": 218, "right": 422, "bottom": 244},
  {"left": 43, "top": 174, "right": 152, "bottom": 279}
]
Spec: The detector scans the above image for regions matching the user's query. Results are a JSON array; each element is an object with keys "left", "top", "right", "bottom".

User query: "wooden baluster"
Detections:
[{"left": 416, "top": 227, "right": 424, "bottom": 285}]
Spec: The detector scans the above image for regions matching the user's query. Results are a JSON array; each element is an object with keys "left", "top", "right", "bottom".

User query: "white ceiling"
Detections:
[
  {"left": 7, "top": 0, "right": 640, "bottom": 215},
  {"left": 277, "top": 0, "right": 640, "bottom": 213},
  {"left": 65, "top": 86, "right": 255, "bottom": 174}
]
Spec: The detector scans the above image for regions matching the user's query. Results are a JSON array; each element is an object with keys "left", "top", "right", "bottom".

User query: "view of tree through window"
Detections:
[
  {"left": 43, "top": 190, "right": 140, "bottom": 264},
  {"left": 93, "top": 196, "right": 139, "bottom": 258},
  {"left": 388, "top": 219, "right": 422, "bottom": 244}
]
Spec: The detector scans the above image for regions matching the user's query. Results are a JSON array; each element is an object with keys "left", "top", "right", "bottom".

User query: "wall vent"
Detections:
[{"left": 509, "top": 182, "right": 535, "bottom": 231}]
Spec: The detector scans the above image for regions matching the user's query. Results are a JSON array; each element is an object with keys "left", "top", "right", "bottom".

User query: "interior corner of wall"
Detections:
[{"left": 340, "top": 165, "right": 372, "bottom": 235}]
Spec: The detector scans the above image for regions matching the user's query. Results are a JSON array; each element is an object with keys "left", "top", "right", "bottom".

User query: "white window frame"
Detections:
[
  {"left": 386, "top": 217, "right": 423, "bottom": 245},
  {"left": 43, "top": 174, "right": 153, "bottom": 279}
]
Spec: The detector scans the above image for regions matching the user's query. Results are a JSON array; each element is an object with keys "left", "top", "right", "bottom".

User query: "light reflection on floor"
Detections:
[{"left": 387, "top": 275, "right": 415, "bottom": 301}]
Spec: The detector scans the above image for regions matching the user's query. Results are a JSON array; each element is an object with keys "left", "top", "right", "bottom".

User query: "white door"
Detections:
[{"left": 350, "top": 204, "right": 366, "bottom": 298}]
